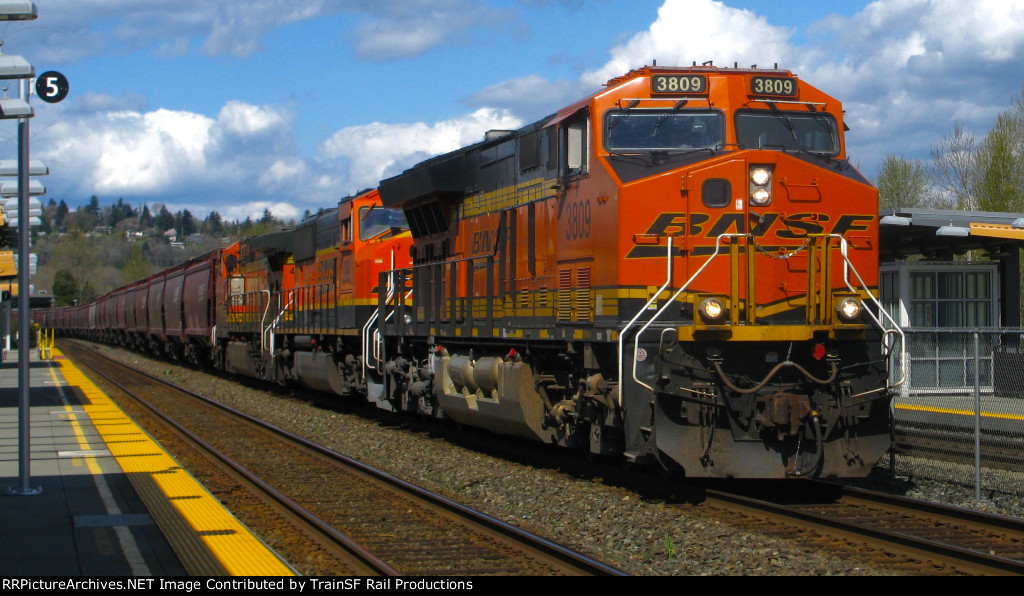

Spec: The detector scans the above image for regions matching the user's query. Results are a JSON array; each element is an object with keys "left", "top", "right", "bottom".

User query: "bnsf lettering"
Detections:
[
  {"left": 472, "top": 230, "right": 492, "bottom": 254},
  {"left": 832, "top": 214, "right": 873, "bottom": 235},
  {"left": 706, "top": 213, "right": 746, "bottom": 237},
  {"left": 625, "top": 212, "right": 873, "bottom": 259},
  {"left": 776, "top": 213, "right": 828, "bottom": 239}
]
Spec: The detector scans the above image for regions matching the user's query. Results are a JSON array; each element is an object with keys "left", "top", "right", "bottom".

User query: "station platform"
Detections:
[{"left": 0, "top": 347, "right": 294, "bottom": 577}]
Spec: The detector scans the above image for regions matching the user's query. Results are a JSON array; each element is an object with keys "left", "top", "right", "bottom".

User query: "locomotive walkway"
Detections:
[{"left": 0, "top": 347, "right": 292, "bottom": 576}]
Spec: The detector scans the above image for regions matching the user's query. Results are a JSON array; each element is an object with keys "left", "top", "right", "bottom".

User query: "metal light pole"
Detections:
[{"left": 0, "top": 0, "right": 40, "bottom": 497}]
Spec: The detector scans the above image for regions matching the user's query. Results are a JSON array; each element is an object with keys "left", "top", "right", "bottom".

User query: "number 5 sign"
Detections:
[{"left": 35, "top": 71, "right": 69, "bottom": 104}]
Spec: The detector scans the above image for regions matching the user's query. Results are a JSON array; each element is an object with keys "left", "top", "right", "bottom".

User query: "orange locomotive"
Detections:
[
  {"left": 220, "top": 189, "right": 413, "bottom": 398},
  {"left": 372, "top": 65, "right": 900, "bottom": 478}
]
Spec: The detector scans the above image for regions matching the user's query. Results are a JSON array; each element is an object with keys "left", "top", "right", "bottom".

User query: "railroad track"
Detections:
[
  {"left": 895, "top": 424, "right": 1024, "bottom": 472},
  {"left": 61, "top": 341, "right": 625, "bottom": 577},
  {"left": 701, "top": 482, "right": 1024, "bottom": 575}
]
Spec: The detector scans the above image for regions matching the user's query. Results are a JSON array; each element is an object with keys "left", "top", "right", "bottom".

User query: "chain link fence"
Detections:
[{"left": 888, "top": 328, "right": 1024, "bottom": 500}]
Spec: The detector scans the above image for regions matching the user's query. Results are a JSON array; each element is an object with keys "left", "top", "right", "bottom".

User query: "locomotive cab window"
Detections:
[
  {"left": 604, "top": 110, "right": 723, "bottom": 152},
  {"left": 735, "top": 110, "right": 839, "bottom": 155},
  {"left": 359, "top": 206, "right": 410, "bottom": 241}
]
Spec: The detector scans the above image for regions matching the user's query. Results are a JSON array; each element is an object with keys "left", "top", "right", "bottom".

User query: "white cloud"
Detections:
[
  {"left": 464, "top": 75, "right": 581, "bottom": 121},
  {"left": 581, "top": 0, "right": 1024, "bottom": 175},
  {"left": 582, "top": 0, "right": 796, "bottom": 88},
  {"left": 319, "top": 107, "right": 522, "bottom": 190},
  {"left": 35, "top": 100, "right": 329, "bottom": 218},
  {"left": 24, "top": 0, "right": 1024, "bottom": 220},
  {"left": 31, "top": 0, "right": 505, "bottom": 62}
]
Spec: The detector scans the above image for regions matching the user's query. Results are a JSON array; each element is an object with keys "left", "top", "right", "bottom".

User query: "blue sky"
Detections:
[{"left": 2, "top": 0, "right": 1023, "bottom": 223}]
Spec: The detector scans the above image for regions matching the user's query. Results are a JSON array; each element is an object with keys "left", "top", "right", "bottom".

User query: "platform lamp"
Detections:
[{"left": 0, "top": 0, "right": 40, "bottom": 498}]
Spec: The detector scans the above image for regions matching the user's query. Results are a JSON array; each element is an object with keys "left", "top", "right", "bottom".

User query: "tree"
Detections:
[
  {"left": 121, "top": 244, "right": 150, "bottom": 284},
  {"left": 973, "top": 109, "right": 1024, "bottom": 213},
  {"left": 154, "top": 205, "right": 174, "bottom": 232},
  {"left": 52, "top": 269, "right": 79, "bottom": 307},
  {"left": 178, "top": 208, "right": 197, "bottom": 237},
  {"left": 875, "top": 154, "right": 933, "bottom": 211},
  {"left": 54, "top": 199, "right": 68, "bottom": 228},
  {"left": 931, "top": 121, "right": 977, "bottom": 209},
  {"left": 139, "top": 204, "right": 153, "bottom": 229},
  {"left": 931, "top": 85, "right": 1024, "bottom": 212},
  {"left": 204, "top": 211, "right": 224, "bottom": 236}
]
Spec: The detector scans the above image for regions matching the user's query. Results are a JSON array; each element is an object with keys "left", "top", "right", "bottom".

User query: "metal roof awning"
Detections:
[{"left": 880, "top": 208, "right": 1024, "bottom": 260}]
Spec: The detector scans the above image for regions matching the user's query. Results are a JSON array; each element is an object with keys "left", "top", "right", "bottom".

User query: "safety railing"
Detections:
[{"left": 888, "top": 327, "right": 1024, "bottom": 501}]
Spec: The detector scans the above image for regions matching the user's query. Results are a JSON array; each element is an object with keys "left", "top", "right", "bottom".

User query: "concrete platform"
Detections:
[{"left": 0, "top": 347, "right": 293, "bottom": 576}]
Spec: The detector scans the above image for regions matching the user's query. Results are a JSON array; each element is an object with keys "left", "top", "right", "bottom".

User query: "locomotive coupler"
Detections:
[{"left": 755, "top": 392, "right": 812, "bottom": 439}]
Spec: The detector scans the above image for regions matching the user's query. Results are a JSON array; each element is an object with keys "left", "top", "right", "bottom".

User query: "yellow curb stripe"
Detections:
[
  {"left": 52, "top": 348, "right": 293, "bottom": 576},
  {"left": 895, "top": 402, "right": 1024, "bottom": 422}
]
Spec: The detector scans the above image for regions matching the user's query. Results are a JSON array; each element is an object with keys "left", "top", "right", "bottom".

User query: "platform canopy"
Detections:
[{"left": 879, "top": 208, "right": 1024, "bottom": 261}]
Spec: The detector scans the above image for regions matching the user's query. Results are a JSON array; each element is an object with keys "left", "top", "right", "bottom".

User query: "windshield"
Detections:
[
  {"left": 605, "top": 110, "right": 723, "bottom": 152},
  {"left": 735, "top": 110, "right": 839, "bottom": 155},
  {"left": 359, "top": 206, "right": 409, "bottom": 241}
]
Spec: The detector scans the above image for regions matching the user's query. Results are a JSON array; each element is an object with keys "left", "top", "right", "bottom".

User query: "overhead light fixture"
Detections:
[
  {"left": 936, "top": 225, "right": 970, "bottom": 237},
  {"left": 0, "top": 178, "right": 44, "bottom": 196},
  {"left": 0, "top": 159, "right": 47, "bottom": 176},
  {"left": 0, "top": 51, "right": 33, "bottom": 79},
  {"left": 0, "top": 97, "right": 31, "bottom": 118},
  {"left": 879, "top": 215, "right": 912, "bottom": 226},
  {"left": 0, "top": 1, "right": 37, "bottom": 20}
]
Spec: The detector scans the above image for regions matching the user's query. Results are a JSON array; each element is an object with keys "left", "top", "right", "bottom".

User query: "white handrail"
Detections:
[
  {"left": 828, "top": 234, "right": 907, "bottom": 390},
  {"left": 621, "top": 233, "right": 906, "bottom": 398},
  {"left": 258, "top": 290, "right": 271, "bottom": 353},
  {"left": 362, "top": 250, "right": 398, "bottom": 379},
  {"left": 630, "top": 234, "right": 736, "bottom": 391},
  {"left": 617, "top": 237, "right": 674, "bottom": 406}
]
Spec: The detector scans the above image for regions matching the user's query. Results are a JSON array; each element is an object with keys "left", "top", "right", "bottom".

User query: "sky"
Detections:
[{"left": 1, "top": 0, "right": 1023, "bottom": 223}]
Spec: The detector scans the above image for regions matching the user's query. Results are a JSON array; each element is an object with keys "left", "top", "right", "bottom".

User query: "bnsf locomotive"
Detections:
[{"left": 38, "top": 65, "right": 901, "bottom": 479}]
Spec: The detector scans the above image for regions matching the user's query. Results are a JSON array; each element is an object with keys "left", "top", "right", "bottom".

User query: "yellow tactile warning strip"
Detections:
[
  {"left": 51, "top": 348, "right": 294, "bottom": 576},
  {"left": 895, "top": 402, "right": 1024, "bottom": 421}
]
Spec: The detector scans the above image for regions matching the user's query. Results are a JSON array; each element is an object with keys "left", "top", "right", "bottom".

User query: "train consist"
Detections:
[{"left": 37, "top": 65, "right": 902, "bottom": 479}]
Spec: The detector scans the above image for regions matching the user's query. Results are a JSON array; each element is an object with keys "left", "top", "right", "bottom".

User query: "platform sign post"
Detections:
[{"left": 0, "top": 0, "right": 42, "bottom": 497}]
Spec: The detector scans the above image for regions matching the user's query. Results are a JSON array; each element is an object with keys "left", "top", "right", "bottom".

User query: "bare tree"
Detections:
[{"left": 930, "top": 121, "right": 977, "bottom": 209}]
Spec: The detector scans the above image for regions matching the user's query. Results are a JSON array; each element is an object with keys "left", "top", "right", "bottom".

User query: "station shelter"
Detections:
[{"left": 878, "top": 208, "right": 1024, "bottom": 396}]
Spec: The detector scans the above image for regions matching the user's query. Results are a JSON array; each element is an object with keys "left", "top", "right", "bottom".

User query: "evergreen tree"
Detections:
[
  {"left": 55, "top": 199, "right": 68, "bottom": 228},
  {"left": 179, "top": 208, "right": 197, "bottom": 236},
  {"left": 52, "top": 269, "right": 77, "bottom": 307},
  {"left": 204, "top": 211, "right": 224, "bottom": 236},
  {"left": 139, "top": 204, "right": 153, "bottom": 229},
  {"left": 154, "top": 205, "right": 174, "bottom": 232}
]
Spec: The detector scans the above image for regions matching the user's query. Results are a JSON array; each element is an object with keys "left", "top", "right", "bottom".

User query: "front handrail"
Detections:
[
  {"left": 628, "top": 233, "right": 737, "bottom": 392},
  {"left": 829, "top": 234, "right": 906, "bottom": 391},
  {"left": 617, "top": 236, "right": 675, "bottom": 404},
  {"left": 622, "top": 233, "right": 906, "bottom": 397}
]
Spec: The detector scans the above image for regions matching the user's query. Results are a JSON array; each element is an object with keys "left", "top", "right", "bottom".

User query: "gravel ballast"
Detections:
[{"left": 85, "top": 343, "right": 1023, "bottom": 576}]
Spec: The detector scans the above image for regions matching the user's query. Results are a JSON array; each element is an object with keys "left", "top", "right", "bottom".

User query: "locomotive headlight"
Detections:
[
  {"left": 749, "top": 166, "right": 773, "bottom": 206},
  {"left": 750, "top": 187, "right": 771, "bottom": 205},
  {"left": 699, "top": 297, "right": 726, "bottom": 323},
  {"left": 751, "top": 167, "right": 771, "bottom": 186},
  {"left": 836, "top": 297, "right": 862, "bottom": 322}
]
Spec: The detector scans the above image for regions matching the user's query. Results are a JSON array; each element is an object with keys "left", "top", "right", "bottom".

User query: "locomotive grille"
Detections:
[
  {"left": 577, "top": 267, "right": 592, "bottom": 322},
  {"left": 557, "top": 268, "right": 572, "bottom": 321}
]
